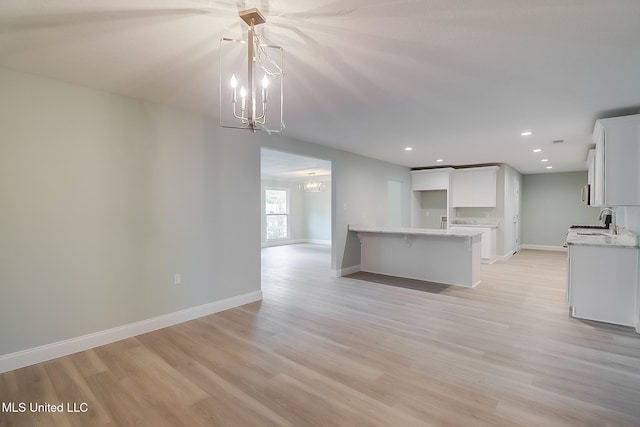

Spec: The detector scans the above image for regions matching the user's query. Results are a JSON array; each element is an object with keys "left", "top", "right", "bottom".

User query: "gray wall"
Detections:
[
  {"left": 0, "top": 66, "right": 411, "bottom": 357},
  {"left": 420, "top": 190, "right": 447, "bottom": 229},
  {"left": 521, "top": 171, "right": 600, "bottom": 247},
  {"left": 303, "top": 183, "right": 332, "bottom": 242},
  {"left": 0, "top": 67, "right": 261, "bottom": 356}
]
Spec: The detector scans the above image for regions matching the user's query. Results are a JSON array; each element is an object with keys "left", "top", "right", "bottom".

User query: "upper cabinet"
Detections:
[
  {"left": 411, "top": 168, "right": 453, "bottom": 191},
  {"left": 586, "top": 149, "right": 596, "bottom": 205},
  {"left": 592, "top": 114, "right": 640, "bottom": 206},
  {"left": 452, "top": 166, "right": 498, "bottom": 207}
]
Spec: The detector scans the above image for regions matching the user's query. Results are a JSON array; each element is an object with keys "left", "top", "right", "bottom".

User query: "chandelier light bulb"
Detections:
[
  {"left": 230, "top": 74, "right": 238, "bottom": 88},
  {"left": 261, "top": 75, "right": 269, "bottom": 103},
  {"left": 240, "top": 86, "right": 246, "bottom": 110}
]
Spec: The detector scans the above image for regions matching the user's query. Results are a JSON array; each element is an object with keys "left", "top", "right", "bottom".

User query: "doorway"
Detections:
[{"left": 260, "top": 148, "right": 332, "bottom": 249}]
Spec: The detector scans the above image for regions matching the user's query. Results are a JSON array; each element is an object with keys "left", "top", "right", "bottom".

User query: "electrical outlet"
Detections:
[{"left": 174, "top": 274, "right": 182, "bottom": 286}]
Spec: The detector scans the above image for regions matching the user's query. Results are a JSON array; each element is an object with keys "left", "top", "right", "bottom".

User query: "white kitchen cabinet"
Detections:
[
  {"left": 411, "top": 169, "right": 452, "bottom": 191},
  {"left": 452, "top": 171, "right": 473, "bottom": 206},
  {"left": 586, "top": 149, "right": 596, "bottom": 205},
  {"left": 567, "top": 244, "right": 638, "bottom": 326},
  {"left": 592, "top": 114, "right": 640, "bottom": 206},
  {"left": 452, "top": 166, "right": 498, "bottom": 207},
  {"left": 450, "top": 226, "right": 497, "bottom": 263}
]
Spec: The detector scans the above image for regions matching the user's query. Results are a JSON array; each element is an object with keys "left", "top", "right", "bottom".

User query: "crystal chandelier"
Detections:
[
  {"left": 301, "top": 173, "right": 326, "bottom": 192},
  {"left": 220, "top": 8, "right": 283, "bottom": 132}
]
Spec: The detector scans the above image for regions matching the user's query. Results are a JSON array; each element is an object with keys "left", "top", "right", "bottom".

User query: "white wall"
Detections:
[
  {"left": 303, "top": 182, "right": 332, "bottom": 243},
  {"left": 0, "top": 68, "right": 261, "bottom": 357}
]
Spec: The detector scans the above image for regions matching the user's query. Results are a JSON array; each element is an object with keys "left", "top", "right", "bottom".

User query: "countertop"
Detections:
[
  {"left": 566, "top": 229, "right": 638, "bottom": 248},
  {"left": 348, "top": 224, "right": 481, "bottom": 237},
  {"left": 449, "top": 222, "right": 499, "bottom": 229}
]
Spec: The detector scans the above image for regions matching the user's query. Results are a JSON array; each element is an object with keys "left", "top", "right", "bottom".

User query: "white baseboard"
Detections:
[
  {"left": 521, "top": 244, "right": 567, "bottom": 252},
  {"left": 262, "top": 239, "right": 304, "bottom": 248},
  {"left": 306, "top": 239, "right": 331, "bottom": 246},
  {"left": 333, "top": 264, "right": 361, "bottom": 277},
  {"left": 0, "top": 290, "right": 262, "bottom": 374},
  {"left": 262, "top": 239, "right": 331, "bottom": 248}
]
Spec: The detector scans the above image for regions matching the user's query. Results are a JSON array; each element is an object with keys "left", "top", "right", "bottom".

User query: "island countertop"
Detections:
[
  {"left": 348, "top": 224, "right": 481, "bottom": 237},
  {"left": 348, "top": 224, "right": 482, "bottom": 287}
]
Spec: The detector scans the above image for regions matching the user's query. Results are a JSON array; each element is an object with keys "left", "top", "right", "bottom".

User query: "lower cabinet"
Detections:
[
  {"left": 567, "top": 244, "right": 638, "bottom": 326},
  {"left": 450, "top": 226, "right": 496, "bottom": 263}
]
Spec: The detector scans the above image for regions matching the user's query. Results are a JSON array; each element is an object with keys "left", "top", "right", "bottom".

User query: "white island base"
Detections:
[{"left": 349, "top": 225, "right": 482, "bottom": 288}]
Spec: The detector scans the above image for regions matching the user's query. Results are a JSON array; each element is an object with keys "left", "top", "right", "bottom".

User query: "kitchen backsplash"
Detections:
[
  {"left": 455, "top": 207, "right": 499, "bottom": 219},
  {"left": 450, "top": 217, "right": 501, "bottom": 227},
  {"left": 614, "top": 206, "right": 640, "bottom": 235}
]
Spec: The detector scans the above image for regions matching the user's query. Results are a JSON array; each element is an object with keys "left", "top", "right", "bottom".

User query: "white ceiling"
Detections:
[
  {"left": 261, "top": 148, "right": 331, "bottom": 181},
  {"left": 1, "top": 0, "right": 639, "bottom": 174}
]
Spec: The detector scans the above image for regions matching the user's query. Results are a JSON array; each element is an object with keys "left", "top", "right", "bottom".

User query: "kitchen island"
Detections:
[{"left": 348, "top": 225, "right": 481, "bottom": 287}]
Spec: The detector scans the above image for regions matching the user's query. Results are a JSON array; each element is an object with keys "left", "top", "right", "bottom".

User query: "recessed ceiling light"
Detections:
[
  {"left": 541, "top": 158, "right": 549, "bottom": 162},
  {"left": 436, "top": 159, "right": 443, "bottom": 163},
  {"left": 546, "top": 166, "right": 553, "bottom": 169},
  {"left": 404, "top": 147, "right": 413, "bottom": 151},
  {"left": 533, "top": 148, "right": 542, "bottom": 153},
  {"left": 521, "top": 131, "right": 533, "bottom": 136}
]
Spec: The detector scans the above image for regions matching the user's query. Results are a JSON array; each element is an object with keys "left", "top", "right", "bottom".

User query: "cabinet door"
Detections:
[
  {"left": 452, "top": 172, "right": 473, "bottom": 207},
  {"left": 593, "top": 114, "right": 640, "bottom": 206},
  {"left": 586, "top": 149, "right": 596, "bottom": 205},
  {"left": 604, "top": 123, "right": 640, "bottom": 205},
  {"left": 566, "top": 246, "right": 573, "bottom": 305},
  {"left": 472, "top": 170, "right": 497, "bottom": 207},
  {"left": 593, "top": 137, "right": 605, "bottom": 206},
  {"left": 412, "top": 170, "right": 450, "bottom": 191},
  {"left": 569, "top": 245, "right": 638, "bottom": 326}
]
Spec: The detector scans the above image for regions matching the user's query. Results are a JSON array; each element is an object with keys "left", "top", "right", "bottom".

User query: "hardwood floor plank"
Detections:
[
  {"left": 42, "top": 358, "right": 111, "bottom": 427},
  {"left": 2, "top": 245, "right": 640, "bottom": 426},
  {"left": 176, "top": 360, "right": 292, "bottom": 427}
]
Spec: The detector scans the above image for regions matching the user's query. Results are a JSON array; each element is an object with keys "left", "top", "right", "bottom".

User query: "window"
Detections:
[{"left": 265, "top": 188, "right": 288, "bottom": 240}]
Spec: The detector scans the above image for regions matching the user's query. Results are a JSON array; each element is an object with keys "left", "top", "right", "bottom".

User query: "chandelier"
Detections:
[
  {"left": 301, "top": 173, "right": 326, "bottom": 192},
  {"left": 220, "top": 8, "right": 283, "bottom": 132}
]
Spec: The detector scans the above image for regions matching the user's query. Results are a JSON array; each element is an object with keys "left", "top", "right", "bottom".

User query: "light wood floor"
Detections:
[{"left": 2, "top": 245, "right": 640, "bottom": 426}]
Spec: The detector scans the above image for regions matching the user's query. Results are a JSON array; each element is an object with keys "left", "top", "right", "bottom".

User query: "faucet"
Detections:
[{"left": 599, "top": 207, "right": 614, "bottom": 230}]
